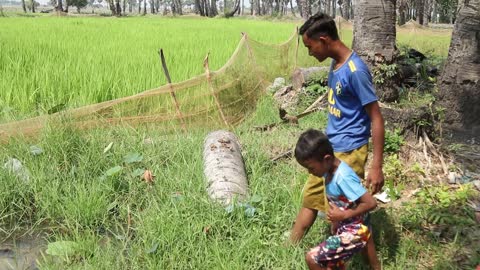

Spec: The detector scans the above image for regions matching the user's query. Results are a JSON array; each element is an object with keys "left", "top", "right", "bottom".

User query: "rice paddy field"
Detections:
[
  {"left": 1, "top": 14, "right": 478, "bottom": 270},
  {"left": 0, "top": 16, "right": 452, "bottom": 121}
]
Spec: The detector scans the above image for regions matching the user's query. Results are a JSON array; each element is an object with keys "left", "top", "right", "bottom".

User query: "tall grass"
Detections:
[
  {"left": 0, "top": 17, "right": 451, "bottom": 121},
  {"left": 0, "top": 17, "right": 297, "bottom": 118},
  {"left": 1, "top": 95, "right": 477, "bottom": 269}
]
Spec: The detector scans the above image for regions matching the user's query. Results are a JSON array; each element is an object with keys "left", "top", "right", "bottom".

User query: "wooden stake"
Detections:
[
  {"left": 294, "top": 26, "right": 300, "bottom": 69},
  {"left": 203, "top": 53, "right": 230, "bottom": 127},
  {"left": 159, "top": 49, "right": 187, "bottom": 132}
]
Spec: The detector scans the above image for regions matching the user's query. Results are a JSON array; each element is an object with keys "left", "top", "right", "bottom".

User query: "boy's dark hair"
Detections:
[
  {"left": 295, "top": 129, "right": 334, "bottom": 163},
  {"left": 299, "top": 13, "right": 339, "bottom": 40}
]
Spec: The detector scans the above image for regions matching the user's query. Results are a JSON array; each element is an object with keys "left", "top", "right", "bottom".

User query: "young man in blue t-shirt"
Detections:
[{"left": 289, "top": 13, "right": 385, "bottom": 270}]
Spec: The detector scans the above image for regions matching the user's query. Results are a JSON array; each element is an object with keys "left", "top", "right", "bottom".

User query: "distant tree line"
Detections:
[{"left": 11, "top": 0, "right": 459, "bottom": 24}]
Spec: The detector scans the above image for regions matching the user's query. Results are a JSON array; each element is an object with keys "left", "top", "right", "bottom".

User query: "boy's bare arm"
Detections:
[
  {"left": 289, "top": 207, "right": 318, "bottom": 244},
  {"left": 365, "top": 101, "right": 385, "bottom": 194},
  {"left": 327, "top": 193, "right": 377, "bottom": 221}
]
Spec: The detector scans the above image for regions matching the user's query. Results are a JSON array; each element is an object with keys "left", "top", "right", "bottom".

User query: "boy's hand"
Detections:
[
  {"left": 327, "top": 202, "right": 346, "bottom": 222},
  {"left": 330, "top": 222, "right": 339, "bottom": 234}
]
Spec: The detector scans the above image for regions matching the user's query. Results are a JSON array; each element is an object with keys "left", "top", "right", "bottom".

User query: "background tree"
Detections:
[
  {"left": 21, "top": 0, "right": 27, "bottom": 12},
  {"left": 435, "top": 0, "right": 480, "bottom": 133},
  {"left": 224, "top": 0, "right": 240, "bottom": 17},
  {"left": 72, "top": 0, "right": 88, "bottom": 13},
  {"left": 352, "top": 0, "right": 398, "bottom": 101},
  {"left": 27, "top": 0, "right": 38, "bottom": 12}
]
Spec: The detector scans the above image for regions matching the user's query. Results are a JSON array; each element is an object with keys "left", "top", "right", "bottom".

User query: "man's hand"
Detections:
[
  {"left": 327, "top": 203, "right": 346, "bottom": 222},
  {"left": 364, "top": 101, "right": 385, "bottom": 195},
  {"left": 366, "top": 167, "right": 384, "bottom": 194}
]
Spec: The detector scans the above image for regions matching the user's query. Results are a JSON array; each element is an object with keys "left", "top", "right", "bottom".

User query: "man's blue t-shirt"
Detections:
[{"left": 325, "top": 52, "right": 378, "bottom": 152}]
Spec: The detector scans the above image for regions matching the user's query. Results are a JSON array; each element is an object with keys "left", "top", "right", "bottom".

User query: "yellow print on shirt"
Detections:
[
  {"left": 328, "top": 88, "right": 335, "bottom": 105},
  {"left": 328, "top": 105, "right": 341, "bottom": 118},
  {"left": 328, "top": 88, "right": 342, "bottom": 118}
]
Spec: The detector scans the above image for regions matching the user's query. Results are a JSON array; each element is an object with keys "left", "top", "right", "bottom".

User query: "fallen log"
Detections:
[{"left": 203, "top": 130, "right": 248, "bottom": 205}]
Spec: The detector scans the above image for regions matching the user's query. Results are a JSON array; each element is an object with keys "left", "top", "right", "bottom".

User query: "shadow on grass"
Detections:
[{"left": 349, "top": 207, "right": 400, "bottom": 269}]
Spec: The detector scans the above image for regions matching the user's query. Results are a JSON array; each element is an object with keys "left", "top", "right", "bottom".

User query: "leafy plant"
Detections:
[
  {"left": 372, "top": 64, "right": 397, "bottom": 85},
  {"left": 384, "top": 129, "right": 404, "bottom": 154},
  {"left": 383, "top": 154, "right": 407, "bottom": 201}
]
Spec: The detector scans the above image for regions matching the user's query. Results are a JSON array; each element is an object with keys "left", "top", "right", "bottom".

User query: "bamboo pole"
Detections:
[
  {"left": 203, "top": 53, "right": 230, "bottom": 127},
  {"left": 159, "top": 49, "right": 187, "bottom": 132}
]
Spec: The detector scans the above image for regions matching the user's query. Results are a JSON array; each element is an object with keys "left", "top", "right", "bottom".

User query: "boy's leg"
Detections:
[
  {"left": 336, "top": 145, "right": 381, "bottom": 269},
  {"left": 361, "top": 235, "right": 381, "bottom": 270},
  {"left": 305, "top": 252, "right": 328, "bottom": 270}
]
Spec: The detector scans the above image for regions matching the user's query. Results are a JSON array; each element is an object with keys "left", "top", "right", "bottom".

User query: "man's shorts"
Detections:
[{"left": 301, "top": 144, "right": 368, "bottom": 212}]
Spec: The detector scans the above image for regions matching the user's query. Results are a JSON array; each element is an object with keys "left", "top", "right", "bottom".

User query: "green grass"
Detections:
[
  {"left": 1, "top": 16, "right": 473, "bottom": 270},
  {"left": 1, "top": 95, "right": 478, "bottom": 269},
  {"left": 0, "top": 16, "right": 451, "bottom": 121},
  {"left": 0, "top": 16, "right": 300, "bottom": 119}
]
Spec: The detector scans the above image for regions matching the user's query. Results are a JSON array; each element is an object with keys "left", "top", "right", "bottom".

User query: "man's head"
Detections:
[
  {"left": 295, "top": 129, "right": 334, "bottom": 177},
  {"left": 299, "top": 13, "right": 339, "bottom": 62}
]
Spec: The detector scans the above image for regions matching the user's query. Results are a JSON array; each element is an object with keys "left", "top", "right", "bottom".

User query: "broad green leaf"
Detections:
[
  {"left": 30, "top": 145, "right": 43, "bottom": 156},
  {"left": 245, "top": 205, "right": 256, "bottom": 217},
  {"left": 46, "top": 241, "right": 80, "bottom": 257},
  {"left": 225, "top": 204, "right": 234, "bottom": 214},
  {"left": 132, "top": 168, "right": 145, "bottom": 177},
  {"left": 146, "top": 242, "right": 159, "bottom": 254},
  {"left": 250, "top": 194, "right": 262, "bottom": 203},
  {"left": 124, "top": 153, "right": 143, "bottom": 164},
  {"left": 105, "top": 166, "right": 123, "bottom": 176}
]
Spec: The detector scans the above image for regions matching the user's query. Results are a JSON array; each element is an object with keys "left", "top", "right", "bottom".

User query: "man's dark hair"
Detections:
[
  {"left": 299, "top": 12, "right": 339, "bottom": 40},
  {"left": 295, "top": 129, "right": 334, "bottom": 163}
]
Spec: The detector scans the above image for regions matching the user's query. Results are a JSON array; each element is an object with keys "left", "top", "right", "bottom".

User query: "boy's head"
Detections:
[
  {"left": 299, "top": 13, "right": 339, "bottom": 62},
  {"left": 295, "top": 129, "right": 334, "bottom": 177}
]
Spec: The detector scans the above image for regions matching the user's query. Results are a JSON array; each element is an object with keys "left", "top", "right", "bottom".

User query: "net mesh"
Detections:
[{"left": 0, "top": 29, "right": 316, "bottom": 143}]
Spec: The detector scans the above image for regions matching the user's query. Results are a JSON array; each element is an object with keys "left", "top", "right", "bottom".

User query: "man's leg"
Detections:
[{"left": 334, "top": 144, "right": 368, "bottom": 179}]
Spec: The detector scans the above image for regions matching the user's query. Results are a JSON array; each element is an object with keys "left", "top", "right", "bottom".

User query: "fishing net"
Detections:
[{"left": 0, "top": 29, "right": 316, "bottom": 143}]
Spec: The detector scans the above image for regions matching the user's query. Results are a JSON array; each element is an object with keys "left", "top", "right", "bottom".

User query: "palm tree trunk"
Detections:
[
  {"left": 21, "top": 0, "right": 27, "bottom": 12},
  {"left": 353, "top": 0, "right": 397, "bottom": 101},
  {"left": 398, "top": 0, "right": 406, "bottom": 25},
  {"left": 115, "top": 0, "right": 121, "bottom": 15},
  {"left": 436, "top": 0, "right": 480, "bottom": 131},
  {"left": 416, "top": 0, "right": 424, "bottom": 24},
  {"left": 209, "top": 0, "right": 216, "bottom": 16},
  {"left": 55, "top": 0, "right": 63, "bottom": 11},
  {"left": 298, "top": 0, "right": 309, "bottom": 18},
  {"left": 353, "top": 0, "right": 397, "bottom": 64}
]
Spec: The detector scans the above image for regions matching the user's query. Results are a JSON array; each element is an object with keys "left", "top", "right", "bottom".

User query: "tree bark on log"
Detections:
[{"left": 203, "top": 130, "right": 248, "bottom": 205}]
